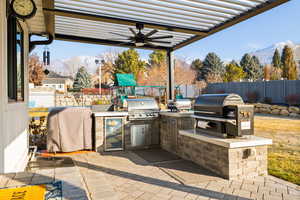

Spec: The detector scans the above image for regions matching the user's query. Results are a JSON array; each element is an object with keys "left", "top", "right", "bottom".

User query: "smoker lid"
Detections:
[
  {"left": 126, "top": 98, "right": 159, "bottom": 111},
  {"left": 194, "top": 93, "right": 244, "bottom": 108}
]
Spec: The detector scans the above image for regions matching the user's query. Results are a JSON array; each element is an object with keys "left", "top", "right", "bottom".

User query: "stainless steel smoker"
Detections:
[{"left": 193, "top": 94, "right": 254, "bottom": 138}]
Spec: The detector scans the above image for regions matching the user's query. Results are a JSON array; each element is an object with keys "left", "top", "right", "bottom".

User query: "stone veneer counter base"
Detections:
[
  {"left": 179, "top": 129, "right": 272, "bottom": 148},
  {"left": 174, "top": 129, "right": 272, "bottom": 180}
]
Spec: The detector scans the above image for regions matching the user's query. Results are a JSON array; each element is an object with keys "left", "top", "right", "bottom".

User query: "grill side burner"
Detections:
[{"left": 193, "top": 94, "right": 254, "bottom": 138}]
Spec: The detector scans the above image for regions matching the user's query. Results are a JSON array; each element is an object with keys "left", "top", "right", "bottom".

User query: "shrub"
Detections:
[
  {"left": 263, "top": 97, "right": 272, "bottom": 104},
  {"left": 246, "top": 91, "right": 260, "bottom": 103},
  {"left": 285, "top": 94, "right": 300, "bottom": 106}
]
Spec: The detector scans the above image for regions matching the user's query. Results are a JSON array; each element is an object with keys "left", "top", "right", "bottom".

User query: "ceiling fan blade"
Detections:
[
  {"left": 106, "top": 38, "right": 132, "bottom": 41},
  {"left": 145, "top": 42, "right": 157, "bottom": 46},
  {"left": 129, "top": 28, "right": 137, "bottom": 36},
  {"left": 148, "top": 35, "right": 173, "bottom": 40},
  {"left": 150, "top": 40, "right": 172, "bottom": 44},
  {"left": 145, "top": 30, "right": 158, "bottom": 37},
  {"left": 109, "top": 32, "right": 131, "bottom": 38}
]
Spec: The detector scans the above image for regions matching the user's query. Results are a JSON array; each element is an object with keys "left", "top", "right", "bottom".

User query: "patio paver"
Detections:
[
  {"left": 69, "top": 151, "right": 299, "bottom": 200},
  {"left": 0, "top": 165, "right": 89, "bottom": 200},
  {"left": 1, "top": 151, "right": 299, "bottom": 200}
]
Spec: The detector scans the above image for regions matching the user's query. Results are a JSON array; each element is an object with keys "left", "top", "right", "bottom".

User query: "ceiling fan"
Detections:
[{"left": 110, "top": 23, "right": 173, "bottom": 47}]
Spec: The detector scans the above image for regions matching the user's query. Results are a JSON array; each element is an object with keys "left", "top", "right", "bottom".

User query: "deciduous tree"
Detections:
[
  {"left": 138, "top": 58, "right": 197, "bottom": 86},
  {"left": 114, "top": 49, "right": 146, "bottom": 80},
  {"left": 28, "top": 54, "right": 45, "bottom": 86},
  {"left": 223, "top": 63, "right": 246, "bottom": 82},
  {"left": 174, "top": 59, "right": 197, "bottom": 85},
  {"left": 148, "top": 50, "right": 166, "bottom": 66},
  {"left": 281, "top": 45, "right": 298, "bottom": 80},
  {"left": 270, "top": 66, "right": 282, "bottom": 80},
  {"left": 264, "top": 65, "right": 271, "bottom": 81}
]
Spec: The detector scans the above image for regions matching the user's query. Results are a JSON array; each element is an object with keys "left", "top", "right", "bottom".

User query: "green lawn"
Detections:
[{"left": 254, "top": 114, "right": 300, "bottom": 185}]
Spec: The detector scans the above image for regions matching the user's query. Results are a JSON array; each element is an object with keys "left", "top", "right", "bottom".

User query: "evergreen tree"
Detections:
[
  {"left": 202, "top": 52, "right": 224, "bottom": 80},
  {"left": 240, "top": 54, "right": 262, "bottom": 80},
  {"left": 114, "top": 49, "right": 146, "bottom": 80},
  {"left": 240, "top": 53, "right": 252, "bottom": 73},
  {"left": 148, "top": 50, "right": 166, "bottom": 66},
  {"left": 223, "top": 63, "right": 246, "bottom": 82},
  {"left": 252, "top": 55, "right": 263, "bottom": 79},
  {"left": 73, "top": 66, "right": 92, "bottom": 89},
  {"left": 281, "top": 45, "right": 298, "bottom": 80},
  {"left": 191, "top": 59, "right": 203, "bottom": 80},
  {"left": 230, "top": 60, "right": 240, "bottom": 67},
  {"left": 272, "top": 49, "right": 281, "bottom": 69},
  {"left": 252, "top": 56, "right": 262, "bottom": 68}
]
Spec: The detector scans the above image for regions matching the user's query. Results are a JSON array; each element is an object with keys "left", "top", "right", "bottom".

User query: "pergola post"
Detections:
[{"left": 166, "top": 50, "right": 175, "bottom": 100}]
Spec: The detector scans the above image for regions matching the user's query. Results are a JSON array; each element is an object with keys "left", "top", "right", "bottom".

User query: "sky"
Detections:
[{"left": 32, "top": 0, "right": 300, "bottom": 63}]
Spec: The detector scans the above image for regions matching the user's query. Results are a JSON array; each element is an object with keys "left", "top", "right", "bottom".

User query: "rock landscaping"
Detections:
[
  {"left": 254, "top": 103, "right": 300, "bottom": 118},
  {"left": 55, "top": 94, "right": 111, "bottom": 107}
]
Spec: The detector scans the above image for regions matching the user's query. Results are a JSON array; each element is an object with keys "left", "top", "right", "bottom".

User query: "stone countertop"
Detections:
[
  {"left": 93, "top": 111, "right": 128, "bottom": 117},
  {"left": 159, "top": 111, "right": 194, "bottom": 117},
  {"left": 179, "top": 129, "right": 272, "bottom": 148}
]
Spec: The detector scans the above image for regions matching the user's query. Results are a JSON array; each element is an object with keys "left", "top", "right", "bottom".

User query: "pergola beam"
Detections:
[
  {"left": 55, "top": 34, "right": 171, "bottom": 51},
  {"left": 166, "top": 50, "right": 175, "bottom": 100},
  {"left": 44, "top": 8, "right": 208, "bottom": 36},
  {"left": 42, "top": 0, "right": 55, "bottom": 37},
  {"left": 173, "top": 0, "right": 290, "bottom": 50}
]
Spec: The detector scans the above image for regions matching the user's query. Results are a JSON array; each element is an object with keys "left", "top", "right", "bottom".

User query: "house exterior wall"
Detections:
[
  {"left": 0, "top": 0, "right": 30, "bottom": 173},
  {"left": 43, "top": 83, "right": 65, "bottom": 92},
  {"left": 0, "top": 0, "right": 4, "bottom": 173}
]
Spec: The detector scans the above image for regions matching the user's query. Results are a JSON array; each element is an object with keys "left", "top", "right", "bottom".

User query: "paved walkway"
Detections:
[{"left": 0, "top": 151, "right": 299, "bottom": 200}]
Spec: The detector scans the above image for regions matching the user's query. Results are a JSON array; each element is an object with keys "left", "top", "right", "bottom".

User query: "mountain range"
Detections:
[
  {"left": 250, "top": 40, "right": 300, "bottom": 64},
  {"left": 46, "top": 41, "right": 300, "bottom": 77}
]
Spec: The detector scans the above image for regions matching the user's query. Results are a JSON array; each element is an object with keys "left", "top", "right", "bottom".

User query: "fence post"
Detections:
[
  {"left": 264, "top": 81, "right": 266, "bottom": 101},
  {"left": 283, "top": 80, "right": 286, "bottom": 103}
]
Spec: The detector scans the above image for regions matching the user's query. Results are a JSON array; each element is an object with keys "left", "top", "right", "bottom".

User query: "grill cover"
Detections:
[{"left": 194, "top": 94, "right": 244, "bottom": 116}]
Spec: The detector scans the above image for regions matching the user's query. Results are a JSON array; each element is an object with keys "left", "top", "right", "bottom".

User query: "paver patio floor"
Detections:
[
  {"left": 70, "top": 150, "right": 300, "bottom": 200},
  {"left": 1, "top": 150, "right": 299, "bottom": 200}
]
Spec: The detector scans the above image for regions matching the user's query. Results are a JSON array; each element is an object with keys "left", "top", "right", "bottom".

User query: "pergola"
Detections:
[{"left": 28, "top": 0, "right": 288, "bottom": 99}]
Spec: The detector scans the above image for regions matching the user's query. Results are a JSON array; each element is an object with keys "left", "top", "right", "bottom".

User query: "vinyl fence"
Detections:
[{"left": 206, "top": 80, "right": 300, "bottom": 104}]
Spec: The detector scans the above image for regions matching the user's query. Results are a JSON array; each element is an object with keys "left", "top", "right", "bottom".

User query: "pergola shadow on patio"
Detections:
[
  {"left": 70, "top": 150, "right": 300, "bottom": 200},
  {"left": 28, "top": 0, "right": 289, "bottom": 100}
]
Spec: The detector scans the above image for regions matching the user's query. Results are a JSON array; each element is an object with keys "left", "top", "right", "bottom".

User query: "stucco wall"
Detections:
[{"left": 0, "top": 0, "right": 29, "bottom": 173}]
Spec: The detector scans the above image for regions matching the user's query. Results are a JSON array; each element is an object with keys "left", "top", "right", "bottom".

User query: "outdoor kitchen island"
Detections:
[
  {"left": 160, "top": 94, "right": 273, "bottom": 180},
  {"left": 93, "top": 110, "right": 193, "bottom": 152}
]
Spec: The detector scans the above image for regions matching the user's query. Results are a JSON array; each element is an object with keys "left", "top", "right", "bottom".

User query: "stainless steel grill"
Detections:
[
  {"left": 126, "top": 98, "right": 159, "bottom": 120},
  {"left": 125, "top": 98, "right": 160, "bottom": 149},
  {"left": 167, "top": 99, "right": 192, "bottom": 112},
  {"left": 193, "top": 94, "right": 254, "bottom": 138}
]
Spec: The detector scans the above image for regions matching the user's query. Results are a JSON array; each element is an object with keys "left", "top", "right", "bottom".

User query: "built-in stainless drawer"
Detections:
[{"left": 130, "top": 124, "right": 151, "bottom": 147}]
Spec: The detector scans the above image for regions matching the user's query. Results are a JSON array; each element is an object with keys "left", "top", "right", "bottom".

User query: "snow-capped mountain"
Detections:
[
  {"left": 48, "top": 56, "right": 99, "bottom": 77},
  {"left": 250, "top": 40, "right": 300, "bottom": 64}
]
